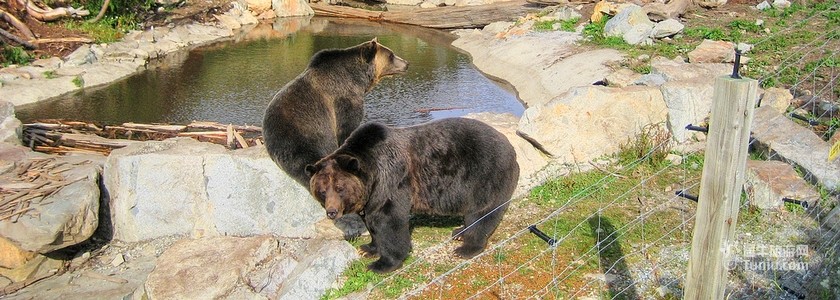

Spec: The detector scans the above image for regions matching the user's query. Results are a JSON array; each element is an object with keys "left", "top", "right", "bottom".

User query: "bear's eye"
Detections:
[
  {"left": 317, "top": 190, "right": 327, "bottom": 200},
  {"left": 336, "top": 186, "right": 345, "bottom": 194}
]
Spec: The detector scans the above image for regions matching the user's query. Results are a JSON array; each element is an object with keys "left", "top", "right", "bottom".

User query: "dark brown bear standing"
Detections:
[
  {"left": 306, "top": 118, "right": 520, "bottom": 273},
  {"left": 263, "top": 38, "right": 408, "bottom": 186},
  {"left": 263, "top": 38, "right": 408, "bottom": 239}
]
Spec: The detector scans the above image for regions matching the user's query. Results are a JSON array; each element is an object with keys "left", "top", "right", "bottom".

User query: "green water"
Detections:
[{"left": 16, "top": 17, "right": 523, "bottom": 127}]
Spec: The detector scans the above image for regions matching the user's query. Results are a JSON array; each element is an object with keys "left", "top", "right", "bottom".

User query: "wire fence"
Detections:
[{"left": 344, "top": 2, "right": 839, "bottom": 299}]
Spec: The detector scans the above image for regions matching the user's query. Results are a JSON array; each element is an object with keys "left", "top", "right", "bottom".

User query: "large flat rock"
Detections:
[
  {"left": 144, "top": 236, "right": 279, "bottom": 299},
  {"left": 452, "top": 29, "right": 624, "bottom": 108},
  {"left": 744, "top": 160, "right": 821, "bottom": 209},
  {"left": 517, "top": 85, "right": 668, "bottom": 164},
  {"left": 104, "top": 138, "right": 325, "bottom": 242},
  {"left": 0, "top": 154, "right": 103, "bottom": 254},
  {"left": 751, "top": 106, "right": 840, "bottom": 191}
]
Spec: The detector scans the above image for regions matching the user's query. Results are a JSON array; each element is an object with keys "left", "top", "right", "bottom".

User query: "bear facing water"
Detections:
[{"left": 306, "top": 118, "right": 520, "bottom": 273}]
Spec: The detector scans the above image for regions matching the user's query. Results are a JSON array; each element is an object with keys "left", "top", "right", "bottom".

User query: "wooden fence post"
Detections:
[{"left": 684, "top": 74, "right": 757, "bottom": 299}]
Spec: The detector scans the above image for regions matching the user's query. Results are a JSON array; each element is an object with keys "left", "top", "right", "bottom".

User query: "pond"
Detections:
[{"left": 16, "top": 17, "right": 524, "bottom": 127}]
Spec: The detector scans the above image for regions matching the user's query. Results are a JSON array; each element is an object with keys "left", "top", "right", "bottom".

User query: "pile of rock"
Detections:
[
  {"left": 602, "top": 4, "right": 685, "bottom": 45},
  {"left": 0, "top": 101, "right": 358, "bottom": 298},
  {"left": 452, "top": 21, "right": 839, "bottom": 218}
]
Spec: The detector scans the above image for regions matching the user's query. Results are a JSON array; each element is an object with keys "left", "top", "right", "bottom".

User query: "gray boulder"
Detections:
[
  {"left": 452, "top": 30, "right": 623, "bottom": 107},
  {"left": 751, "top": 106, "right": 840, "bottom": 191},
  {"left": 104, "top": 138, "right": 325, "bottom": 243},
  {"left": 0, "top": 101, "right": 21, "bottom": 144},
  {"left": 550, "top": 6, "right": 582, "bottom": 22},
  {"left": 650, "top": 19, "right": 684, "bottom": 39},
  {"left": 661, "top": 80, "right": 715, "bottom": 143},
  {"left": 0, "top": 155, "right": 103, "bottom": 253},
  {"left": 688, "top": 39, "right": 741, "bottom": 63},
  {"left": 759, "top": 87, "right": 793, "bottom": 114},
  {"left": 143, "top": 236, "right": 357, "bottom": 300},
  {"left": 604, "top": 4, "right": 654, "bottom": 45},
  {"left": 517, "top": 85, "right": 668, "bottom": 164},
  {"left": 744, "top": 160, "right": 821, "bottom": 210}
]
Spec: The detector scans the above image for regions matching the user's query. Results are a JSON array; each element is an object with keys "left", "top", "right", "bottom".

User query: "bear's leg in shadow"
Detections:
[
  {"left": 359, "top": 231, "right": 379, "bottom": 258},
  {"left": 365, "top": 212, "right": 411, "bottom": 274},
  {"left": 333, "top": 213, "right": 368, "bottom": 240},
  {"left": 456, "top": 201, "right": 510, "bottom": 258}
]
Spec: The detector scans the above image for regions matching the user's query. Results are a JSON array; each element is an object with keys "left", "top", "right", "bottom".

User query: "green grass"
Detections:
[
  {"left": 323, "top": 127, "right": 700, "bottom": 298},
  {"left": 72, "top": 76, "right": 84, "bottom": 88},
  {"left": 579, "top": 2, "right": 838, "bottom": 97},
  {"left": 63, "top": 17, "right": 133, "bottom": 43},
  {"left": 533, "top": 20, "right": 558, "bottom": 31},
  {"left": 43, "top": 70, "right": 57, "bottom": 79},
  {"left": 320, "top": 260, "right": 383, "bottom": 300},
  {"left": 2, "top": 46, "right": 31, "bottom": 66},
  {"left": 321, "top": 256, "right": 428, "bottom": 299},
  {"left": 532, "top": 18, "right": 579, "bottom": 32}
]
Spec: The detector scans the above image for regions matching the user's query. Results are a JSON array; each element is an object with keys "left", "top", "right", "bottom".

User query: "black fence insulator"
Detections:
[
  {"left": 789, "top": 113, "right": 820, "bottom": 126},
  {"left": 731, "top": 49, "right": 742, "bottom": 79},
  {"left": 528, "top": 225, "right": 557, "bottom": 246},
  {"left": 685, "top": 124, "right": 709, "bottom": 133},
  {"left": 782, "top": 197, "right": 810, "bottom": 209},
  {"left": 676, "top": 190, "right": 699, "bottom": 202}
]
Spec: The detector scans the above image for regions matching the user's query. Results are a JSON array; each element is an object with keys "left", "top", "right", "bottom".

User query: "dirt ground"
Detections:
[{"left": 0, "top": 0, "right": 230, "bottom": 59}]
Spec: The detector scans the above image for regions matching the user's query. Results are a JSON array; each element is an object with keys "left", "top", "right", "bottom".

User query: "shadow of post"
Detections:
[{"left": 588, "top": 215, "right": 638, "bottom": 300}]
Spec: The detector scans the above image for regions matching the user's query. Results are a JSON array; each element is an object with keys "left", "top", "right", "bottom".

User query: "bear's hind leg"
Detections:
[
  {"left": 455, "top": 202, "right": 510, "bottom": 258},
  {"left": 366, "top": 212, "right": 411, "bottom": 274},
  {"left": 359, "top": 235, "right": 379, "bottom": 258}
]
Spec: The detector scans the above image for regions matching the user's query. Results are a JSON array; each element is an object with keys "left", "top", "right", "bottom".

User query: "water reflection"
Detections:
[{"left": 17, "top": 17, "right": 523, "bottom": 127}]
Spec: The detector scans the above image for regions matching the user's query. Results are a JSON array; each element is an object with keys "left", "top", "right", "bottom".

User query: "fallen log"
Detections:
[
  {"left": 311, "top": 0, "right": 540, "bottom": 29},
  {"left": 31, "top": 37, "right": 95, "bottom": 44},
  {"left": 0, "top": 8, "right": 35, "bottom": 41},
  {"left": 16, "top": 0, "right": 90, "bottom": 22},
  {"left": 187, "top": 121, "right": 262, "bottom": 133},
  {"left": 23, "top": 120, "right": 266, "bottom": 155},
  {"left": 122, "top": 122, "right": 188, "bottom": 133}
]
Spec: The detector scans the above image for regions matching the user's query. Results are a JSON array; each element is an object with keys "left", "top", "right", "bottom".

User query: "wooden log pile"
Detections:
[
  {"left": 0, "top": 158, "right": 88, "bottom": 222},
  {"left": 22, "top": 120, "right": 265, "bottom": 156},
  {"left": 311, "top": 0, "right": 539, "bottom": 29}
]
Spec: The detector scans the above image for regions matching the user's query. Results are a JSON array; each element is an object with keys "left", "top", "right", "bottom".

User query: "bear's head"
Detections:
[
  {"left": 361, "top": 38, "right": 409, "bottom": 84},
  {"left": 306, "top": 154, "right": 367, "bottom": 220}
]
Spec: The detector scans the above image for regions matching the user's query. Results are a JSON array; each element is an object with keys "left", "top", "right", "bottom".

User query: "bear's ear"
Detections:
[
  {"left": 370, "top": 37, "right": 379, "bottom": 44},
  {"left": 336, "top": 155, "right": 361, "bottom": 174},
  {"left": 361, "top": 39, "right": 378, "bottom": 62},
  {"left": 304, "top": 164, "right": 320, "bottom": 177}
]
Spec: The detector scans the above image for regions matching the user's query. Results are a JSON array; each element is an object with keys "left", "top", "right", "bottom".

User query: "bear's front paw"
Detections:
[
  {"left": 454, "top": 244, "right": 484, "bottom": 259},
  {"left": 358, "top": 243, "right": 379, "bottom": 258},
  {"left": 367, "top": 257, "right": 402, "bottom": 274},
  {"left": 450, "top": 226, "right": 466, "bottom": 241},
  {"left": 334, "top": 213, "right": 368, "bottom": 240}
]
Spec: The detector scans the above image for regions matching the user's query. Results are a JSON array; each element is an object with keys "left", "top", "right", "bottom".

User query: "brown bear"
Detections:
[
  {"left": 262, "top": 38, "right": 408, "bottom": 239},
  {"left": 263, "top": 38, "right": 408, "bottom": 187},
  {"left": 305, "top": 118, "right": 520, "bottom": 273}
]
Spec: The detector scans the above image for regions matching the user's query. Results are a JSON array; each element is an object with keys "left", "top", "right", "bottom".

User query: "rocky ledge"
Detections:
[{"left": 1, "top": 1, "right": 838, "bottom": 299}]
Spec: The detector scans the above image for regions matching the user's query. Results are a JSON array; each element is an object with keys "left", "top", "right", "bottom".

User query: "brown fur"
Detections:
[{"left": 308, "top": 157, "right": 366, "bottom": 220}]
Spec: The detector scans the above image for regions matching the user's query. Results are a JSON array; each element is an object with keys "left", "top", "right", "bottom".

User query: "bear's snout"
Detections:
[{"left": 326, "top": 208, "right": 339, "bottom": 219}]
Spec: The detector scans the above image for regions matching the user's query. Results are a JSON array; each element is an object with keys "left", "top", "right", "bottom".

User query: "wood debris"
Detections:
[
  {"left": 22, "top": 120, "right": 265, "bottom": 156},
  {"left": 0, "top": 158, "right": 89, "bottom": 223}
]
